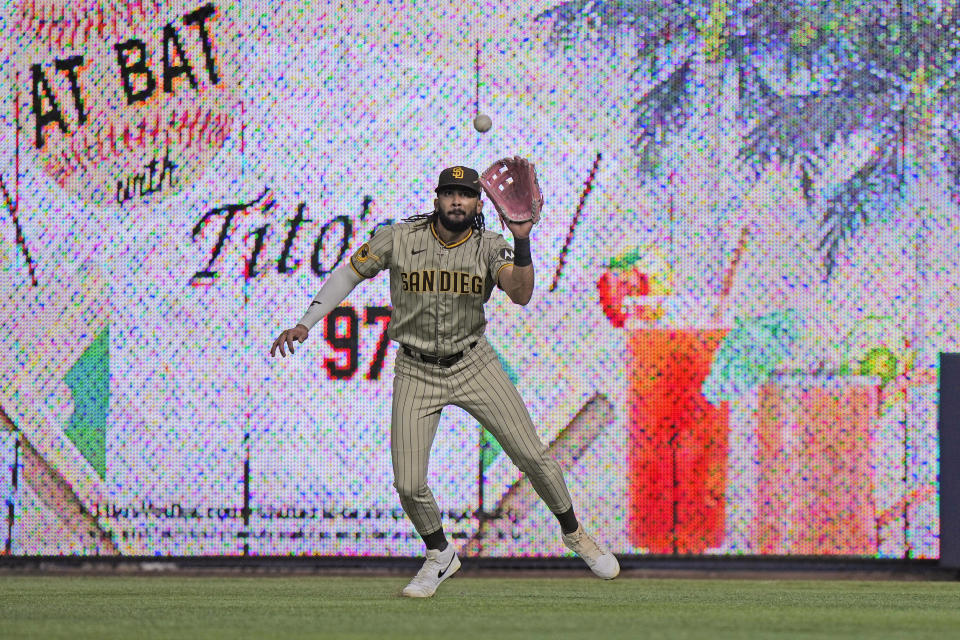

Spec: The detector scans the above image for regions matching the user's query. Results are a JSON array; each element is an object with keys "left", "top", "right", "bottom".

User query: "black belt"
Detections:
[{"left": 401, "top": 341, "right": 477, "bottom": 367}]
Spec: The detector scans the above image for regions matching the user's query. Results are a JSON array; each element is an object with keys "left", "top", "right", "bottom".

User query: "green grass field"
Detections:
[{"left": 1, "top": 575, "right": 958, "bottom": 640}]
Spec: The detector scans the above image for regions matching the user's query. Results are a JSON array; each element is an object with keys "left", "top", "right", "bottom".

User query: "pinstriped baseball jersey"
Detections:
[{"left": 349, "top": 219, "right": 515, "bottom": 356}]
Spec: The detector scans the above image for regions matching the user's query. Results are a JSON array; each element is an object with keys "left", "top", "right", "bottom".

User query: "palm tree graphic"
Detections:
[{"left": 536, "top": 0, "right": 960, "bottom": 279}]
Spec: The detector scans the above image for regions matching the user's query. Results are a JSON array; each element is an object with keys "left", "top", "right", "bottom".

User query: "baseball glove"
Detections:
[{"left": 480, "top": 156, "right": 544, "bottom": 226}]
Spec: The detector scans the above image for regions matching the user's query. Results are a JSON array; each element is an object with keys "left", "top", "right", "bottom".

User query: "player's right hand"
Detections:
[{"left": 270, "top": 324, "right": 309, "bottom": 357}]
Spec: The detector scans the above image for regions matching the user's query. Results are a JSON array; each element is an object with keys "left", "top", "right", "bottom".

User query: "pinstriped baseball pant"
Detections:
[{"left": 391, "top": 337, "right": 573, "bottom": 536}]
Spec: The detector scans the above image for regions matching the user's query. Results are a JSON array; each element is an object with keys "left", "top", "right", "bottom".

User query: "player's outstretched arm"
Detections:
[
  {"left": 269, "top": 263, "right": 364, "bottom": 357},
  {"left": 499, "top": 219, "right": 535, "bottom": 305}
]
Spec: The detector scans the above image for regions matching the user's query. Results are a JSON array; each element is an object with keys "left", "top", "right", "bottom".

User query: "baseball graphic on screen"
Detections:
[{"left": 14, "top": 1, "right": 241, "bottom": 207}]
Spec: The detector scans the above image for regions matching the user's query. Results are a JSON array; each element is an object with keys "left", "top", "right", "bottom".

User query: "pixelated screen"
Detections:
[{"left": 0, "top": 1, "right": 951, "bottom": 558}]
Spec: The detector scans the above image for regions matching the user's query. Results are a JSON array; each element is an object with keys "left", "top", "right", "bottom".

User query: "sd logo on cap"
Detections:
[{"left": 436, "top": 166, "right": 481, "bottom": 195}]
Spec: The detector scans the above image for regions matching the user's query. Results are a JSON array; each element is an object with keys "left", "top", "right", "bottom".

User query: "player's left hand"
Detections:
[{"left": 504, "top": 215, "right": 534, "bottom": 240}]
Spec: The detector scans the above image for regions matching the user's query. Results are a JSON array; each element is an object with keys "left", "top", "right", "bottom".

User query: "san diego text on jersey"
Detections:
[{"left": 400, "top": 270, "right": 484, "bottom": 295}]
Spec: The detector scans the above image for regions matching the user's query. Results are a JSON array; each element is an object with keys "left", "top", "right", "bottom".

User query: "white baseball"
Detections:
[
  {"left": 473, "top": 113, "right": 492, "bottom": 133},
  {"left": 14, "top": 1, "right": 242, "bottom": 207}
]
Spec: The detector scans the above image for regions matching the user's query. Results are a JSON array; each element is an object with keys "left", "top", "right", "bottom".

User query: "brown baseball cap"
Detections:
[{"left": 436, "top": 166, "right": 481, "bottom": 195}]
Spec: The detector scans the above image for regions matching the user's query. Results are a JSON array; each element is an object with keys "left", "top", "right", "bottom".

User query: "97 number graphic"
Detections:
[{"left": 324, "top": 306, "right": 391, "bottom": 380}]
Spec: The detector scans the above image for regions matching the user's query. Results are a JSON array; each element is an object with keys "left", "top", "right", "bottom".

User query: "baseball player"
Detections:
[{"left": 271, "top": 163, "right": 619, "bottom": 597}]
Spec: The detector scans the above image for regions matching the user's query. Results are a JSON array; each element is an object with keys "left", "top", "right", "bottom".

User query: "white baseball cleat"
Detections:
[
  {"left": 401, "top": 545, "right": 461, "bottom": 598},
  {"left": 562, "top": 524, "right": 620, "bottom": 579}
]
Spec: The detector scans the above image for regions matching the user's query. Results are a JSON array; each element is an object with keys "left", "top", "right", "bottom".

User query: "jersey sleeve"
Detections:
[
  {"left": 487, "top": 234, "right": 515, "bottom": 284},
  {"left": 349, "top": 225, "right": 394, "bottom": 278}
]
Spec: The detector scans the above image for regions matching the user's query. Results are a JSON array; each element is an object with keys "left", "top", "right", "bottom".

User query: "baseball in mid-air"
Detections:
[{"left": 473, "top": 113, "right": 492, "bottom": 133}]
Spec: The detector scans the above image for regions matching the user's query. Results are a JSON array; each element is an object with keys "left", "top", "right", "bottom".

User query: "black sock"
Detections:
[
  {"left": 556, "top": 507, "right": 579, "bottom": 535},
  {"left": 422, "top": 528, "right": 448, "bottom": 551}
]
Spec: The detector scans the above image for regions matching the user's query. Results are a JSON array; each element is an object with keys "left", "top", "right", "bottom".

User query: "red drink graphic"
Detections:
[
  {"left": 626, "top": 328, "right": 730, "bottom": 553},
  {"left": 754, "top": 376, "right": 878, "bottom": 555}
]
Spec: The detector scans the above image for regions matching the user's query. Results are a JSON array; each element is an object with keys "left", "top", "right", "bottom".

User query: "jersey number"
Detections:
[{"left": 324, "top": 306, "right": 392, "bottom": 380}]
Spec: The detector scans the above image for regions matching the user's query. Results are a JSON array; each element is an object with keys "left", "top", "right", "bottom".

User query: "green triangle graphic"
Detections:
[
  {"left": 64, "top": 327, "right": 109, "bottom": 479},
  {"left": 480, "top": 427, "right": 503, "bottom": 472}
]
